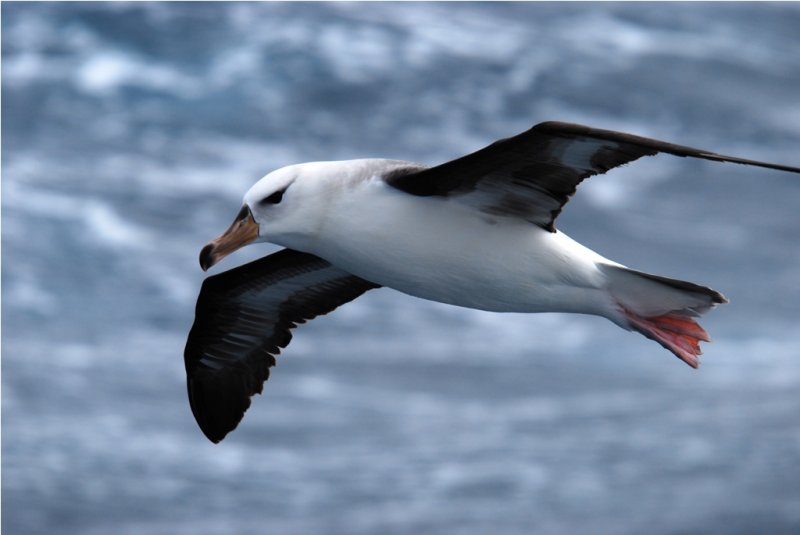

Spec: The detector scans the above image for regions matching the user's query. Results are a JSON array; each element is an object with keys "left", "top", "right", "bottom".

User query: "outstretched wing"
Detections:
[
  {"left": 385, "top": 121, "right": 800, "bottom": 231},
  {"left": 184, "top": 248, "right": 380, "bottom": 443}
]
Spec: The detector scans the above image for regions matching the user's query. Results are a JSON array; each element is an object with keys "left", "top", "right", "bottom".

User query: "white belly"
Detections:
[{"left": 303, "top": 179, "right": 616, "bottom": 315}]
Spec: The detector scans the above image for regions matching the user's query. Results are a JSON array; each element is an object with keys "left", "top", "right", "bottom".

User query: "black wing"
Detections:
[
  {"left": 184, "top": 248, "right": 380, "bottom": 443},
  {"left": 386, "top": 121, "right": 800, "bottom": 232}
]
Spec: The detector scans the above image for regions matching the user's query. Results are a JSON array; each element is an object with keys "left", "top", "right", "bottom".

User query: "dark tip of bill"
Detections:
[{"left": 199, "top": 244, "right": 215, "bottom": 272}]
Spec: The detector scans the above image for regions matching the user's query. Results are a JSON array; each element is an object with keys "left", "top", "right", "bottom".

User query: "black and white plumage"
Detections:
[
  {"left": 185, "top": 121, "right": 800, "bottom": 443},
  {"left": 387, "top": 122, "right": 800, "bottom": 231},
  {"left": 185, "top": 249, "right": 379, "bottom": 443}
]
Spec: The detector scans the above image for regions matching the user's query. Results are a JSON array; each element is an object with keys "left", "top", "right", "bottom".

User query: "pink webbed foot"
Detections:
[{"left": 621, "top": 308, "right": 712, "bottom": 368}]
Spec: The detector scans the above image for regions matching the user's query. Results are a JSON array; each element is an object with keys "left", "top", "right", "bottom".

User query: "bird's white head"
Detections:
[{"left": 199, "top": 161, "right": 360, "bottom": 271}]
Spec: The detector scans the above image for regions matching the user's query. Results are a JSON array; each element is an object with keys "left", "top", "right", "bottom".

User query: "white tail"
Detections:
[{"left": 601, "top": 265, "right": 728, "bottom": 368}]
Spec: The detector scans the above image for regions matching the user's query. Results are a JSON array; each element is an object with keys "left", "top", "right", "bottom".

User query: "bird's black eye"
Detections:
[{"left": 261, "top": 189, "right": 285, "bottom": 205}]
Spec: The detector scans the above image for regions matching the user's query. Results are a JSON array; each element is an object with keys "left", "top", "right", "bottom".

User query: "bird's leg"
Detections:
[{"left": 620, "top": 308, "right": 711, "bottom": 368}]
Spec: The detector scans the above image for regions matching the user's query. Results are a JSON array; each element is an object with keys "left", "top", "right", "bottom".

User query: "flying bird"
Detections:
[{"left": 185, "top": 121, "right": 800, "bottom": 443}]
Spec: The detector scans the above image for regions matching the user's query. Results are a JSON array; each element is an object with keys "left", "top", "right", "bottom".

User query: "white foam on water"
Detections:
[
  {"left": 557, "top": 9, "right": 791, "bottom": 70},
  {"left": 3, "top": 274, "right": 58, "bottom": 315},
  {"left": 4, "top": 180, "right": 152, "bottom": 251},
  {"left": 76, "top": 51, "right": 203, "bottom": 98},
  {"left": 331, "top": 3, "right": 527, "bottom": 65}
]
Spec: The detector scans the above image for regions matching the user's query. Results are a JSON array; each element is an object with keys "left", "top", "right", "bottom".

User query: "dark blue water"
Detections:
[{"left": 3, "top": 3, "right": 800, "bottom": 534}]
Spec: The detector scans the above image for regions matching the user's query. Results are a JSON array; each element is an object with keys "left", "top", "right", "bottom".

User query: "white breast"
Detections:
[{"left": 306, "top": 176, "right": 616, "bottom": 316}]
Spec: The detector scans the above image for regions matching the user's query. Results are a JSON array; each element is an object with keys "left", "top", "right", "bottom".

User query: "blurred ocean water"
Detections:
[{"left": 3, "top": 2, "right": 800, "bottom": 534}]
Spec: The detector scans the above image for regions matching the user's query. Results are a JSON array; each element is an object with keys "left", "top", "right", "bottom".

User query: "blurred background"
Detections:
[{"left": 3, "top": 2, "right": 800, "bottom": 534}]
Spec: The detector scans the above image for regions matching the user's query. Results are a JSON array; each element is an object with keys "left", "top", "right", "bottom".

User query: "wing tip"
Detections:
[
  {"left": 187, "top": 375, "right": 249, "bottom": 444},
  {"left": 201, "top": 427, "right": 227, "bottom": 444},
  {"left": 534, "top": 120, "right": 800, "bottom": 174}
]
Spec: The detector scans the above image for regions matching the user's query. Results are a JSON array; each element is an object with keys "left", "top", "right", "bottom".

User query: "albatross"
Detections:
[{"left": 185, "top": 121, "right": 800, "bottom": 443}]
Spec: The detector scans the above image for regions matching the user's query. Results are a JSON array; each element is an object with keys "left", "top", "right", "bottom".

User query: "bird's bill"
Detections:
[{"left": 199, "top": 205, "right": 259, "bottom": 271}]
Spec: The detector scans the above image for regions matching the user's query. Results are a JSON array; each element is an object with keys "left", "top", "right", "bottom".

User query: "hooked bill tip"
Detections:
[{"left": 199, "top": 243, "right": 216, "bottom": 272}]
